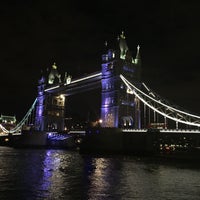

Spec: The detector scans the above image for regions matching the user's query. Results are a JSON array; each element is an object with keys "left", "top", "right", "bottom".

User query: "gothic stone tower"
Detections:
[
  {"left": 101, "top": 32, "right": 141, "bottom": 128},
  {"left": 35, "top": 63, "right": 65, "bottom": 132}
]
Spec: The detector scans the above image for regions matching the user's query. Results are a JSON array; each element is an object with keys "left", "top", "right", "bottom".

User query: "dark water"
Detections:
[{"left": 0, "top": 147, "right": 200, "bottom": 200}]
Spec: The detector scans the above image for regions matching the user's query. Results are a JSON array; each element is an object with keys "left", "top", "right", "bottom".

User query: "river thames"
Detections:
[{"left": 0, "top": 146, "right": 200, "bottom": 200}]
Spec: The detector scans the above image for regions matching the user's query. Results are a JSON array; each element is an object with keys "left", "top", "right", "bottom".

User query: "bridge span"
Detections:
[
  {"left": 1, "top": 32, "right": 200, "bottom": 154},
  {"left": 44, "top": 71, "right": 102, "bottom": 95}
]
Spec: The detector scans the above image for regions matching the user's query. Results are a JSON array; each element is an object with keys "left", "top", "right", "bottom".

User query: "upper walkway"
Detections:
[{"left": 45, "top": 71, "right": 102, "bottom": 95}]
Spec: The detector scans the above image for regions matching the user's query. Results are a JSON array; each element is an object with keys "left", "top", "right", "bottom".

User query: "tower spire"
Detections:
[{"left": 134, "top": 45, "right": 141, "bottom": 64}]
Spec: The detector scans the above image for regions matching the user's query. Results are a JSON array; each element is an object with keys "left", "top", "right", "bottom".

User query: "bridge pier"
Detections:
[
  {"left": 101, "top": 32, "right": 141, "bottom": 128},
  {"left": 35, "top": 64, "right": 66, "bottom": 132}
]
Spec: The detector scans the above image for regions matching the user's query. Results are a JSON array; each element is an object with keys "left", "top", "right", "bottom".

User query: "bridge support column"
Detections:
[
  {"left": 35, "top": 65, "right": 66, "bottom": 132},
  {"left": 100, "top": 32, "right": 141, "bottom": 128}
]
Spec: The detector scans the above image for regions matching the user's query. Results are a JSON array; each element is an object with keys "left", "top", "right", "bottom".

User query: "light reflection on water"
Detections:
[{"left": 0, "top": 147, "right": 200, "bottom": 199}]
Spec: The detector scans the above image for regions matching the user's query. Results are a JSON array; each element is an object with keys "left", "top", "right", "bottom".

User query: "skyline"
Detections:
[{"left": 1, "top": 1, "right": 200, "bottom": 120}]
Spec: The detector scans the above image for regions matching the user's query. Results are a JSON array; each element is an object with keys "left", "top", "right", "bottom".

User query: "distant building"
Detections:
[{"left": 0, "top": 114, "right": 16, "bottom": 130}]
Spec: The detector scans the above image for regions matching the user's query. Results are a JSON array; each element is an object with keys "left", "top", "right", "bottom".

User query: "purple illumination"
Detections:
[
  {"left": 35, "top": 82, "right": 46, "bottom": 131},
  {"left": 48, "top": 133, "right": 52, "bottom": 137},
  {"left": 101, "top": 43, "right": 141, "bottom": 128},
  {"left": 123, "top": 65, "right": 134, "bottom": 73},
  {"left": 101, "top": 52, "right": 119, "bottom": 127}
]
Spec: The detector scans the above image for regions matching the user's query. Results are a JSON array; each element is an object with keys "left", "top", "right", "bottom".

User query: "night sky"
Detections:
[{"left": 1, "top": 0, "right": 200, "bottom": 121}]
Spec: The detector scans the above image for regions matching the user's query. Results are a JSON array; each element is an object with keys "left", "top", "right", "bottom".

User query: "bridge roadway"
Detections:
[
  {"left": 44, "top": 71, "right": 102, "bottom": 95},
  {"left": 1, "top": 128, "right": 200, "bottom": 137},
  {"left": 1, "top": 129, "right": 200, "bottom": 154},
  {"left": 122, "top": 129, "right": 200, "bottom": 134}
]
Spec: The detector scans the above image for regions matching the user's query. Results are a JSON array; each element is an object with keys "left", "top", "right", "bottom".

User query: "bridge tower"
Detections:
[
  {"left": 35, "top": 63, "right": 65, "bottom": 131},
  {"left": 101, "top": 32, "right": 141, "bottom": 128}
]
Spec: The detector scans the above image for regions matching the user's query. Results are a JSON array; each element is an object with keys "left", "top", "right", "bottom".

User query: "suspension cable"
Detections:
[
  {"left": 120, "top": 74, "right": 200, "bottom": 127},
  {"left": 0, "top": 98, "right": 37, "bottom": 133}
]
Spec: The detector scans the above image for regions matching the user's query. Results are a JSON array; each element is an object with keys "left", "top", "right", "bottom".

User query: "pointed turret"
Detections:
[
  {"left": 134, "top": 45, "right": 141, "bottom": 81},
  {"left": 133, "top": 45, "right": 141, "bottom": 65},
  {"left": 48, "top": 62, "right": 61, "bottom": 84}
]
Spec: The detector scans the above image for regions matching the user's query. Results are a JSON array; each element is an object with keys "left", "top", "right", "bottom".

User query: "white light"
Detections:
[
  {"left": 121, "top": 75, "right": 200, "bottom": 119},
  {"left": 126, "top": 88, "right": 134, "bottom": 94},
  {"left": 120, "top": 74, "right": 200, "bottom": 127},
  {"left": 59, "top": 94, "right": 65, "bottom": 100},
  {"left": 64, "top": 72, "right": 102, "bottom": 86},
  {"left": 45, "top": 85, "right": 59, "bottom": 92}
]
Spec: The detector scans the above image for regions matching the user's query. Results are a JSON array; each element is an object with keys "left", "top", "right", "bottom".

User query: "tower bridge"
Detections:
[
  {"left": 1, "top": 32, "right": 200, "bottom": 145},
  {"left": 34, "top": 32, "right": 142, "bottom": 132}
]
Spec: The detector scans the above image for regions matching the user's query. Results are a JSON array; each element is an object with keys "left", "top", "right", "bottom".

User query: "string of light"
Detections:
[
  {"left": 0, "top": 98, "right": 37, "bottom": 133},
  {"left": 120, "top": 74, "right": 200, "bottom": 127}
]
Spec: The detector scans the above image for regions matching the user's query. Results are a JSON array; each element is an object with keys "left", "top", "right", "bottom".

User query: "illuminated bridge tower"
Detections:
[
  {"left": 35, "top": 63, "right": 65, "bottom": 131},
  {"left": 101, "top": 32, "right": 141, "bottom": 128}
]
